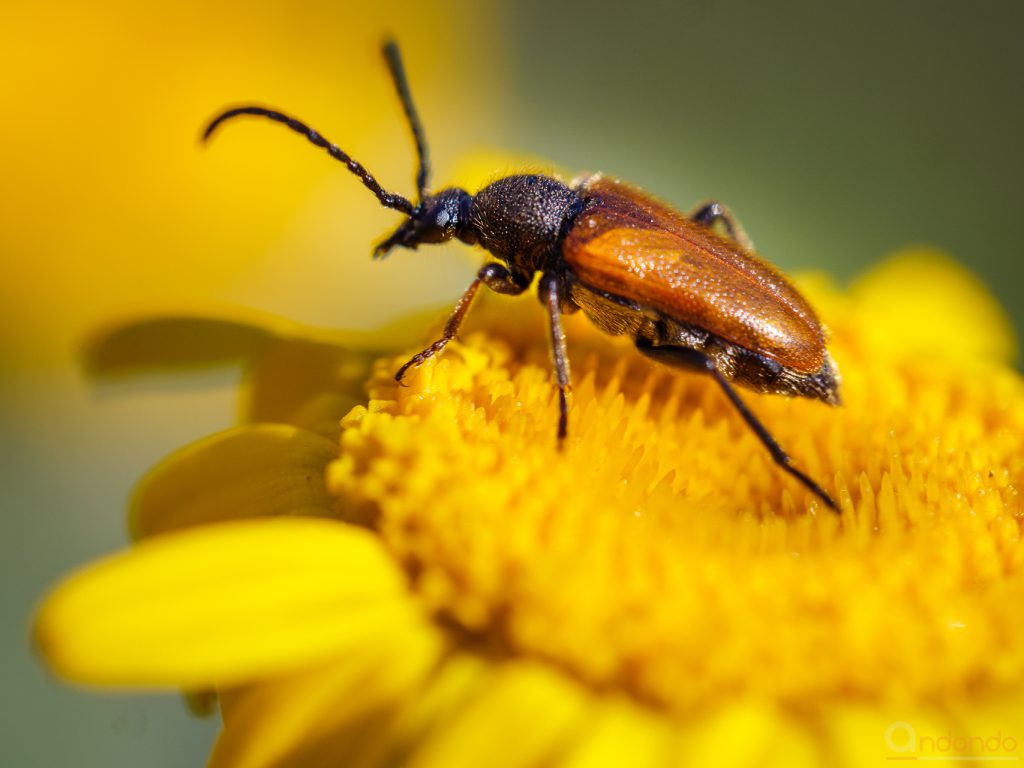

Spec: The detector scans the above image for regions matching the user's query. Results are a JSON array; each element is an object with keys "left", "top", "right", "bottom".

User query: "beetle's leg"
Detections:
[
  {"left": 539, "top": 273, "right": 572, "bottom": 444},
  {"left": 395, "top": 263, "right": 529, "bottom": 383},
  {"left": 690, "top": 201, "right": 753, "bottom": 250},
  {"left": 634, "top": 338, "right": 838, "bottom": 512}
]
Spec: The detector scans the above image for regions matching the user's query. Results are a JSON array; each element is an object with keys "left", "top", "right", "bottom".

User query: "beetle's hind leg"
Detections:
[
  {"left": 395, "top": 263, "right": 529, "bottom": 384},
  {"left": 634, "top": 337, "right": 838, "bottom": 512},
  {"left": 690, "top": 201, "right": 753, "bottom": 250}
]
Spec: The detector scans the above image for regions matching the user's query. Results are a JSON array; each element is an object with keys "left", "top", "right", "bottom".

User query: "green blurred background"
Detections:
[{"left": 3, "top": 1, "right": 1021, "bottom": 765}]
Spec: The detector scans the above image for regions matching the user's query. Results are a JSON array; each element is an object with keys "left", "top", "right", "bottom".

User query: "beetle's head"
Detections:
[{"left": 372, "top": 188, "right": 474, "bottom": 259}]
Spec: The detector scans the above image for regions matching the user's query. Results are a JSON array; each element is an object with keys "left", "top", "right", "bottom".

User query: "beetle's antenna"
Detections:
[
  {"left": 202, "top": 106, "right": 415, "bottom": 215},
  {"left": 382, "top": 40, "right": 430, "bottom": 204}
]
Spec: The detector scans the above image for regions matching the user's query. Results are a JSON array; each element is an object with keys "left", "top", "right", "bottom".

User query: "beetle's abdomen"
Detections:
[
  {"left": 468, "top": 175, "right": 581, "bottom": 267},
  {"left": 564, "top": 177, "right": 827, "bottom": 375}
]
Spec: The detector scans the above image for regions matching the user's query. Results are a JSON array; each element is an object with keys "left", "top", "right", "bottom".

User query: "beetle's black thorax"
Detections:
[{"left": 461, "top": 175, "right": 582, "bottom": 273}]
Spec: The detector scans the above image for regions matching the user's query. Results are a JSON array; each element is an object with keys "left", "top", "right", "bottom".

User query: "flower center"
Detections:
[{"left": 326, "top": 292, "right": 1024, "bottom": 715}]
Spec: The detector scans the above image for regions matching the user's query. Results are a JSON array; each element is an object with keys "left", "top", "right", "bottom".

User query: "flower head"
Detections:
[{"left": 34, "top": 249, "right": 1024, "bottom": 766}]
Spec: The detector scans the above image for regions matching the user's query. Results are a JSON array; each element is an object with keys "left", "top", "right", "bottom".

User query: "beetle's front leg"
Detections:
[
  {"left": 538, "top": 272, "right": 572, "bottom": 444},
  {"left": 690, "top": 200, "right": 753, "bottom": 250},
  {"left": 395, "top": 263, "right": 529, "bottom": 383}
]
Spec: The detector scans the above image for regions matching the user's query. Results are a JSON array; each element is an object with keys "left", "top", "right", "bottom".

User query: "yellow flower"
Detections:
[{"left": 34, "top": 249, "right": 1024, "bottom": 767}]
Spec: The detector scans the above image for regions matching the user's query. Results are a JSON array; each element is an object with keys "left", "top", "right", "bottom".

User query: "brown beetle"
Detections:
[{"left": 204, "top": 41, "right": 841, "bottom": 511}]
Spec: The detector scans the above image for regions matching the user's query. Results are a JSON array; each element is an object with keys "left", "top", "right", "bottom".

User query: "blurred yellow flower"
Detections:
[
  {"left": 0, "top": 2, "right": 505, "bottom": 369},
  {"left": 34, "top": 249, "right": 1024, "bottom": 766}
]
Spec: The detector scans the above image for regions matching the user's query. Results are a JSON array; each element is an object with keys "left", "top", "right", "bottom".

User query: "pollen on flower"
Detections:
[{"left": 326, "top": 256, "right": 1024, "bottom": 716}]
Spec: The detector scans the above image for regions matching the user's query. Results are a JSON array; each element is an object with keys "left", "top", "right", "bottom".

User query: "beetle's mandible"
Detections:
[{"left": 203, "top": 41, "right": 841, "bottom": 511}]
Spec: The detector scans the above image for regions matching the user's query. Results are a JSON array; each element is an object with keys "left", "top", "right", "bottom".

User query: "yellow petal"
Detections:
[
  {"left": 851, "top": 247, "right": 1017, "bottom": 363},
  {"left": 680, "top": 701, "right": 818, "bottom": 767},
  {"left": 129, "top": 424, "right": 338, "bottom": 539},
  {"left": 406, "top": 661, "right": 591, "bottom": 768},
  {"left": 824, "top": 704, "right": 958, "bottom": 766},
  {"left": 211, "top": 627, "right": 445, "bottom": 768},
  {"left": 559, "top": 697, "right": 676, "bottom": 768},
  {"left": 215, "top": 651, "right": 497, "bottom": 768},
  {"left": 338, "top": 652, "right": 492, "bottom": 768},
  {"left": 33, "top": 518, "right": 419, "bottom": 688},
  {"left": 943, "top": 690, "right": 1024, "bottom": 764}
]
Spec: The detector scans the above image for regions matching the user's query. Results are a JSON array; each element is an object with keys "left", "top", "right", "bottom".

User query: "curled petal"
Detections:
[
  {"left": 241, "top": 339, "right": 376, "bottom": 439},
  {"left": 130, "top": 424, "right": 338, "bottom": 538},
  {"left": 83, "top": 313, "right": 278, "bottom": 376}
]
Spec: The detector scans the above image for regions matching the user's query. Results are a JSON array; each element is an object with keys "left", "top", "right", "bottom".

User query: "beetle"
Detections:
[{"left": 204, "top": 41, "right": 841, "bottom": 511}]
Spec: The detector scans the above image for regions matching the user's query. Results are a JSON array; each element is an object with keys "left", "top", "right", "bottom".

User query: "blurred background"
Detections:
[{"left": 2, "top": 0, "right": 1021, "bottom": 764}]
